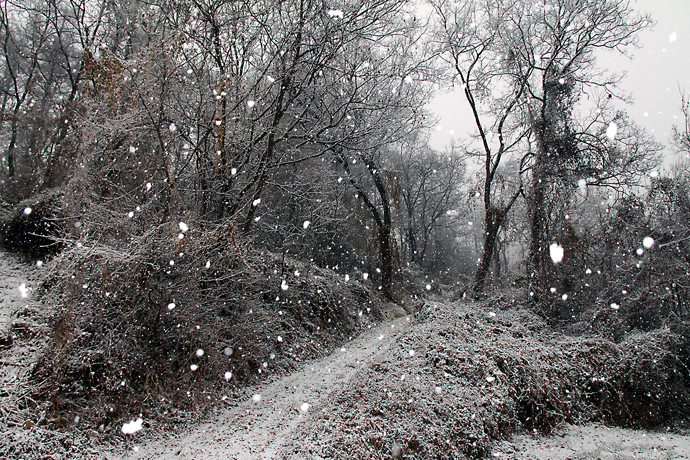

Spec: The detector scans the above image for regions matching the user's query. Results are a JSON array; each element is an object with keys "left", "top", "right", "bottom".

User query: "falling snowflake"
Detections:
[
  {"left": 252, "top": 198, "right": 261, "bottom": 207},
  {"left": 23, "top": 207, "right": 31, "bottom": 215},
  {"left": 425, "top": 284, "right": 431, "bottom": 291},
  {"left": 190, "top": 364, "right": 198, "bottom": 371},
  {"left": 169, "top": 123, "right": 177, "bottom": 133},
  {"left": 363, "top": 273, "right": 369, "bottom": 280},
  {"left": 224, "top": 371, "right": 232, "bottom": 380},
  {"left": 247, "top": 100, "right": 256, "bottom": 108},
  {"left": 252, "top": 394, "right": 262, "bottom": 402},
  {"left": 223, "top": 347, "right": 233, "bottom": 356},
  {"left": 549, "top": 243, "right": 564, "bottom": 264},
  {"left": 610, "top": 303, "right": 620, "bottom": 310},
  {"left": 327, "top": 9, "right": 344, "bottom": 18},
  {"left": 167, "top": 302, "right": 176, "bottom": 310},
  {"left": 303, "top": 220, "right": 310, "bottom": 229},
  {"left": 606, "top": 122, "right": 618, "bottom": 140},
  {"left": 179, "top": 222, "right": 189, "bottom": 233},
  {"left": 121, "top": 418, "right": 144, "bottom": 435},
  {"left": 18, "top": 283, "right": 28, "bottom": 298},
  {"left": 669, "top": 31, "right": 678, "bottom": 42},
  {"left": 281, "top": 280, "right": 288, "bottom": 291},
  {"left": 643, "top": 236, "right": 655, "bottom": 249},
  {"left": 300, "top": 403, "right": 310, "bottom": 413},
  {"left": 196, "top": 349, "right": 204, "bottom": 357}
]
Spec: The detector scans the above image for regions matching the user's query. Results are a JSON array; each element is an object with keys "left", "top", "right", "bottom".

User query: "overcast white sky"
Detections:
[{"left": 428, "top": 0, "right": 690, "bottom": 166}]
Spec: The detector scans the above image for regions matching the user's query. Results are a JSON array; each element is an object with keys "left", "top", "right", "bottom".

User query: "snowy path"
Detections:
[
  {"left": 0, "top": 252, "right": 34, "bottom": 332},
  {"left": 119, "top": 315, "right": 413, "bottom": 460}
]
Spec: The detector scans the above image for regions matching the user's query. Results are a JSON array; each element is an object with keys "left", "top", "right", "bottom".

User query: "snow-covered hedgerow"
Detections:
[{"left": 30, "top": 220, "right": 381, "bottom": 433}]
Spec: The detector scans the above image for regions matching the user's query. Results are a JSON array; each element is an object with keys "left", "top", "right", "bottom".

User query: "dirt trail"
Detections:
[{"left": 117, "top": 315, "right": 413, "bottom": 460}]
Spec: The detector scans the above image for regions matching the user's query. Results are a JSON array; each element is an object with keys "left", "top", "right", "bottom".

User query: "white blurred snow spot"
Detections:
[
  {"left": 303, "top": 220, "right": 310, "bottom": 229},
  {"left": 550, "top": 287, "right": 557, "bottom": 294},
  {"left": 408, "top": 350, "right": 415, "bottom": 357},
  {"left": 252, "top": 198, "right": 261, "bottom": 207},
  {"left": 129, "top": 146, "right": 137, "bottom": 154},
  {"left": 378, "top": 334, "right": 384, "bottom": 341},
  {"left": 169, "top": 123, "right": 177, "bottom": 133},
  {"left": 247, "top": 100, "right": 256, "bottom": 108},
  {"left": 585, "top": 268, "right": 592, "bottom": 275},
  {"left": 18, "top": 283, "right": 28, "bottom": 298},
  {"left": 549, "top": 243, "right": 564, "bottom": 264},
  {"left": 562, "top": 294, "right": 568, "bottom": 301},
  {"left": 146, "top": 182, "right": 152, "bottom": 191},
  {"left": 190, "top": 364, "right": 198, "bottom": 371},
  {"left": 670, "top": 31, "right": 678, "bottom": 42},
  {"left": 486, "top": 376, "right": 495, "bottom": 383},
  {"left": 223, "top": 347, "right": 233, "bottom": 356},
  {"left": 488, "top": 312, "right": 496, "bottom": 317},
  {"left": 206, "top": 260, "right": 211, "bottom": 268},
  {"left": 300, "top": 403, "right": 310, "bottom": 413},
  {"left": 610, "top": 303, "right": 620, "bottom": 310},
  {"left": 637, "top": 248, "right": 644, "bottom": 256},
  {"left": 121, "top": 418, "right": 143, "bottom": 435},
  {"left": 224, "top": 371, "right": 232, "bottom": 380},
  {"left": 435, "top": 386, "right": 442, "bottom": 394},
  {"left": 327, "top": 9, "right": 344, "bottom": 18},
  {"left": 179, "top": 222, "right": 189, "bottom": 233},
  {"left": 344, "top": 274, "right": 350, "bottom": 282},
  {"left": 281, "top": 280, "right": 288, "bottom": 291},
  {"left": 425, "top": 284, "right": 431, "bottom": 291},
  {"left": 167, "top": 303, "right": 175, "bottom": 310},
  {"left": 252, "top": 394, "right": 262, "bottom": 403},
  {"left": 128, "top": 211, "right": 134, "bottom": 218},
  {"left": 231, "top": 168, "right": 237, "bottom": 175},
  {"left": 196, "top": 349, "right": 204, "bottom": 357},
  {"left": 277, "top": 336, "right": 283, "bottom": 343},
  {"left": 363, "top": 273, "right": 369, "bottom": 280},
  {"left": 23, "top": 207, "right": 31, "bottom": 215},
  {"left": 643, "top": 236, "right": 655, "bottom": 249},
  {"left": 340, "top": 347, "right": 346, "bottom": 352},
  {"left": 606, "top": 122, "right": 618, "bottom": 140}
]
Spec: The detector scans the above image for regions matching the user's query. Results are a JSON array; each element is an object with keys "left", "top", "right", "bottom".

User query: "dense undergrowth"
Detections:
[
  {"left": 281, "top": 297, "right": 690, "bottom": 459},
  {"left": 27, "top": 219, "right": 382, "bottom": 433}
]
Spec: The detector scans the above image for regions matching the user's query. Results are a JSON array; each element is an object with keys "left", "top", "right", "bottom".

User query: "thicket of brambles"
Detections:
[{"left": 0, "top": 0, "right": 688, "bottom": 442}]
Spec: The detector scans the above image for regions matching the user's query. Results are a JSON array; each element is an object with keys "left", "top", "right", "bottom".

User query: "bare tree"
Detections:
[{"left": 432, "top": 0, "right": 658, "bottom": 296}]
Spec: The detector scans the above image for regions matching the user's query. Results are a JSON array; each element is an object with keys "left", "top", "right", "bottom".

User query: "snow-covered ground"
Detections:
[{"left": 1, "top": 250, "right": 689, "bottom": 459}]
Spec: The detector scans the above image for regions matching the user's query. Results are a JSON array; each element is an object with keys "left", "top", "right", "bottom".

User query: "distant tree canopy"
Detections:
[
  {"left": 0, "top": 0, "right": 675, "bottom": 303},
  {"left": 430, "top": 0, "right": 660, "bottom": 295}
]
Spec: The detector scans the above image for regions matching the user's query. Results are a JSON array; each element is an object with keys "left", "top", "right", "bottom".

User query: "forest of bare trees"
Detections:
[{"left": 1, "top": 0, "right": 690, "bottom": 454}]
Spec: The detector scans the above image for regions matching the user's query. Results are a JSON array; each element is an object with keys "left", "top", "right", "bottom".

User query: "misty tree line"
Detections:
[{"left": 0, "top": 0, "right": 687, "bottom": 312}]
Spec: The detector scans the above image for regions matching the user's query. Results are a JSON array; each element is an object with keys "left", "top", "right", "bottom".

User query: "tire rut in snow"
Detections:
[{"left": 120, "top": 315, "right": 413, "bottom": 460}]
